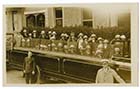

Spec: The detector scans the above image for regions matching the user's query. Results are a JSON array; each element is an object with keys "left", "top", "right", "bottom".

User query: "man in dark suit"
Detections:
[{"left": 23, "top": 51, "right": 36, "bottom": 84}]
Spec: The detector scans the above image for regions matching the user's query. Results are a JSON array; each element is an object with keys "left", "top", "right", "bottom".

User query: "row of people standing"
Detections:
[{"left": 13, "top": 29, "right": 130, "bottom": 59}]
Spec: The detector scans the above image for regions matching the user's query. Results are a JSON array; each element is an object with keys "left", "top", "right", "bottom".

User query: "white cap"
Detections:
[
  {"left": 120, "top": 35, "right": 126, "bottom": 39},
  {"left": 52, "top": 31, "right": 56, "bottom": 35},
  {"left": 41, "top": 30, "right": 45, "bottom": 34},
  {"left": 33, "top": 30, "right": 36, "bottom": 33},
  {"left": 91, "top": 34, "right": 96, "bottom": 37},
  {"left": 61, "top": 33, "right": 65, "bottom": 37},
  {"left": 115, "top": 34, "right": 120, "bottom": 39},
  {"left": 83, "top": 35, "right": 88, "bottom": 39},
  {"left": 58, "top": 42, "right": 63, "bottom": 47},
  {"left": 103, "top": 39, "right": 109, "bottom": 43},
  {"left": 48, "top": 31, "right": 52, "bottom": 34},
  {"left": 70, "top": 44, "right": 75, "bottom": 48},
  {"left": 64, "top": 45, "right": 68, "bottom": 49},
  {"left": 51, "top": 43, "right": 56, "bottom": 47},
  {"left": 23, "top": 29, "right": 27, "bottom": 33},
  {"left": 78, "top": 33, "right": 83, "bottom": 37},
  {"left": 29, "top": 33, "right": 32, "bottom": 36},
  {"left": 114, "top": 47, "right": 120, "bottom": 52},
  {"left": 97, "top": 37, "right": 103, "bottom": 41},
  {"left": 101, "top": 59, "right": 110, "bottom": 63}
]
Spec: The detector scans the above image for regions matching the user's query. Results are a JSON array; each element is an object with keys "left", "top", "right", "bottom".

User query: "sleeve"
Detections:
[
  {"left": 112, "top": 69, "right": 126, "bottom": 83},
  {"left": 23, "top": 58, "right": 26, "bottom": 71},
  {"left": 32, "top": 58, "right": 36, "bottom": 71},
  {"left": 95, "top": 70, "right": 100, "bottom": 83}
]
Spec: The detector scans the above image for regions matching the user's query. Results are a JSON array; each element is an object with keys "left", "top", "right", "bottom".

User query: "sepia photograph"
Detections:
[{"left": 3, "top": 3, "right": 138, "bottom": 86}]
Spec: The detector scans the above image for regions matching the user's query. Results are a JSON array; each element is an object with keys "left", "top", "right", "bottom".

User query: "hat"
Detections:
[
  {"left": 70, "top": 44, "right": 75, "bottom": 48},
  {"left": 23, "top": 29, "right": 27, "bottom": 33},
  {"left": 61, "top": 33, "right": 65, "bottom": 37},
  {"left": 103, "top": 39, "right": 109, "bottom": 43},
  {"left": 51, "top": 43, "right": 56, "bottom": 47},
  {"left": 58, "top": 42, "right": 63, "bottom": 47},
  {"left": 97, "top": 37, "right": 103, "bottom": 41},
  {"left": 33, "top": 30, "right": 36, "bottom": 33},
  {"left": 91, "top": 34, "right": 96, "bottom": 38},
  {"left": 120, "top": 35, "right": 126, "bottom": 40},
  {"left": 52, "top": 31, "right": 56, "bottom": 35},
  {"left": 114, "top": 47, "right": 120, "bottom": 52},
  {"left": 41, "top": 30, "right": 45, "bottom": 34},
  {"left": 48, "top": 31, "right": 52, "bottom": 34},
  {"left": 29, "top": 33, "right": 32, "bottom": 36},
  {"left": 83, "top": 35, "right": 88, "bottom": 39},
  {"left": 64, "top": 33, "right": 69, "bottom": 38},
  {"left": 64, "top": 45, "right": 68, "bottom": 49},
  {"left": 115, "top": 34, "right": 120, "bottom": 39},
  {"left": 78, "top": 33, "right": 83, "bottom": 37},
  {"left": 50, "top": 36, "right": 55, "bottom": 40},
  {"left": 101, "top": 59, "right": 110, "bottom": 63}
]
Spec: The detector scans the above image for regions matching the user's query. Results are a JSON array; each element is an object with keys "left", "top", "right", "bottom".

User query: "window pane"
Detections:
[
  {"left": 26, "top": 14, "right": 35, "bottom": 27},
  {"left": 83, "top": 8, "right": 92, "bottom": 20},
  {"left": 37, "top": 14, "right": 45, "bottom": 27},
  {"left": 55, "top": 8, "right": 62, "bottom": 18}
]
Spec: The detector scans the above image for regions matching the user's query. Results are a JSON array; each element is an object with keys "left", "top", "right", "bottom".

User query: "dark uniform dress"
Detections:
[
  {"left": 102, "top": 44, "right": 113, "bottom": 59},
  {"left": 23, "top": 57, "right": 36, "bottom": 84}
]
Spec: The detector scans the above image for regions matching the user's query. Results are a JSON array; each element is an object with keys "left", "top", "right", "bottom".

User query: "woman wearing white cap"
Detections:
[
  {"left": 77, "top": 33, "right": 84, "bottom": 55},
  {"left": 102, "top": 39, "right": 113, "bottom": 59},
  {"left": 95, "top": 59, "right": 125, "bottom": 83},
  {"left": 40, "top": 30, "right": 46, "bottom": 39}
]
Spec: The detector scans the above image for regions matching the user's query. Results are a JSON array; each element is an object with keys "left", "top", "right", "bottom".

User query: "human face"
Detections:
[
  {"left": 28, "top": 51, "right": 32, "bottom": 58},
  {"left": 102, "top": 62, "right": 109, "bottom": 68}
]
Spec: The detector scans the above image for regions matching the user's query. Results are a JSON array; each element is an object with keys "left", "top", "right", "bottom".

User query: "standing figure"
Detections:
[
  {"left": 64, "top": 45, "right": 69, "bottom": 53},
  {"left": 88, "top": 34, "right": 97, "bottom": 56},
  {"left": 102, "top": 39, "right": 112, "bottom": 59},
  {"left": 48, "top": 31, "right": 52, "bottom": 40},
  {"left": 14, "top": 31, "right": 23, "bottom": 47},
  {"left": 23, "top": 29, "right": 28, "bottom": 38},
  {"left": 81, "top": 35, "right": 89, "bottom": 55},
  {"left": 40, "top": 30, "right": 46, "bottom": 39},
  {"left": 21, "top": 38, "right": 26, "bottom": 47},
  {"left": 77, "top": 33, "right": 84, "bottom": 55},
  {"left": 23, "top": 51, "right": 36, "bottom": 84},
  {"left": 26, "top": 33, "right": 32, "bottom": 48},
  {"left": 67, "top": 32, "right": 76, "bottom": 43},
  {"left": 120, "top": 35, "right": 129, "bottom": 57},
  {"left": 57, "top": 42, "right": 63, "bottom": 52},
  {"left": 32, "top": 30, "right": 37, "bottom": 38},
  {"left": 60, "top": 33, "right": 65, "bottom": 41},
  {"left": 69, "top": 44, "right": 75, "bottom": 54},
  {"left": 95, "top": 37, "right": 104, "bottom": 58},
  {"left": 95, "top": 59, "right": 125, "bottom": 83},
  {"left": 110, "top": 34, "right": 122, "bottom": 57},
  {"left": 51, "top": 31, "right": 57, "bottom": 40},
  {"left": 50, "top": 36, "right": 57, "bottom": 51}
]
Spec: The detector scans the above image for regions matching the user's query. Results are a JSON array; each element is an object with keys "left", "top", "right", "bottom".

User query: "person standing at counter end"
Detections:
[
  {"left": 23, "top": 51, "right": 36, "bottom": 84},
  {"left": 95, "top": 59, "right": 125, "bottom": 83}
]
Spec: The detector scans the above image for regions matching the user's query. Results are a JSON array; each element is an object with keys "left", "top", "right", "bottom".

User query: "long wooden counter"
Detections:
[{"left": 7, "top": 47, "right": 131, "bottom": 83}]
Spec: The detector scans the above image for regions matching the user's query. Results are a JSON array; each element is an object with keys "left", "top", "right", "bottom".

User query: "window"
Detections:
[
  {"left": 26, "top": 13, "right": 45, "bottom": 28},
  {"left": 82, "top": 8, "right": 93, "bottom": 27},
  {"left": 37, "top": 14, "right": 45, "bottom": 27},
  {"left": 55, "top": 8, "right": 63, "bottom": 27},
  {"left": 26, "top": 14, "right": 35, "bottom": 27}
]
